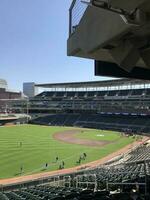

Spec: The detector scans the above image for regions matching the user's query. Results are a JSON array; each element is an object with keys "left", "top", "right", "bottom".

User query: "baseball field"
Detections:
[{"left": 0, "top": 125, "right": 135, "bottom": 179}]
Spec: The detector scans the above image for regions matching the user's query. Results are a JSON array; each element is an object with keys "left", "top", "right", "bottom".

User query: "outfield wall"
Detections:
[{"left": 0, "top": 117, "right": 27, "bottom": 126}]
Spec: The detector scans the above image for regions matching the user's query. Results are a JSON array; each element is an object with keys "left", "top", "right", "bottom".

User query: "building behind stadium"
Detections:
[{"left": 0, "top": 79, "right": 21, "bottom": 100}]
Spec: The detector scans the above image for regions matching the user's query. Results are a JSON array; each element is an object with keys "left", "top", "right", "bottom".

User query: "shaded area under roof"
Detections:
[{"left": 35, "top": 79, "right": 150, "bottom": 89}]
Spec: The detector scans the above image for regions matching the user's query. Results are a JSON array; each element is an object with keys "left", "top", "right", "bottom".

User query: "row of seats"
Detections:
[
  {"left": 31, "top": 113, "right": 150, "bottom": 133},
  {"left": 126, "top": 146, "right": 150, "bottom": 163},
  {"left": 80, "top": 161, "right": 150, "bottom": 184},
  {"left": 36, "top": 89, "right": 150, "bottom": 99},
  {"left": 65, "top": 146, "right": 150, "bottom": 198},
  {"left": 69, "top": 144, "right": 150, "bottom": 193},
  {"left": 105, "top": 145, "right": 150, "bottom": 166},
  {"left": 1, "top": 186, "right": 150, "bottom": 200}
]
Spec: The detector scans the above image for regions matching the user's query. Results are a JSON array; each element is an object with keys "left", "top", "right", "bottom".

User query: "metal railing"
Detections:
[{"left": 69, "top": 0, "right": 89, "bottom": 35}]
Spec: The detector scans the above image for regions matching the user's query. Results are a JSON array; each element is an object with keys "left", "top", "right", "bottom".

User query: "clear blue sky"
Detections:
[{"left": 0, "top": 0, "right": 110, "bottom": 91}]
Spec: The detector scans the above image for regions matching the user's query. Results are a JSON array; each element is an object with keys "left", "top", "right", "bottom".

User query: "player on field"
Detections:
[
  {"left": 19, "top": 141, "right": 22, "bottom": 147},
  {"left": 20, "top": 165, "right": 23, "bottom": 174},
  {"left": 62, "top": 161, "right": 65, "bottom": 167},
  {"left": 83, "top": 153, "right": 87, "bottom": 158},
  {"left": 56, "top": 156, "right": 59, "bottom": 162},
  {"left": 45, "top": 163, "right": 48, "bottom": 169}
]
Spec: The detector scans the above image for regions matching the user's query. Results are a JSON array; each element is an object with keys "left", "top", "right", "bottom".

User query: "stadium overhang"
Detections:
[
  {"left": 95, "top": 61, "right": 150, "bottom": 80},
  {"left": 67, "top": 0, "right": 150, "bottom": 80},
  {"left": 35, "top": 79, "right": 150, "bottom": 89}
]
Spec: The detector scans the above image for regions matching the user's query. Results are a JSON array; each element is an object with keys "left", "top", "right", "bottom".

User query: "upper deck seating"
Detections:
[
  {"left": 131, "top": 89, "right": 145, "bottom": 96},
  {"left": 66, "top": 92, "right": 76, "bottom": 98},
  {"left": 118, "top": 90, "right": 130, "bottom": 96},
  {"left": 107, "top": 90, "right": 118, "bottom": 96},
  {"left": 77, "top": 92, "right": 87, "bottom": 98},
  {"left": 97, "top": 91, "right": 107, "bottom": 97},
  {"left": 87, "top": 91, "right": 96, "bottom": 98},
  {"left": 36, "top": 92, "right": 56, "bottom": 98}
]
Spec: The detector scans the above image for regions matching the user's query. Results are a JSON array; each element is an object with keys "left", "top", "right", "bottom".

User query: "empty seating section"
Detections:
[
  {"left": 2, "top": 184, "right": 150, "bottom": 200},
  {"left": 146, "top": 89, "right": 150, "bottom": 96},
  {"left": 77, "top": 92, "right": 87, "bottom": 98},
  {"left": 76, "top": 162, "right": 150, "bottom": 190},
  {"left": 73, "top": 145, "right": 150, "bottom": 192},
  {"left": 126, "top": 146, "right": 150, "bottom": 163},
  {"left": 31, "top": 88, "right": 150, "bottom": 115},
  {"left": 118, "top": 90, "right": 130, "bottom": 96},
  {"left": 0, "top": 192, "right": 9, "bottom": 200},
  {"left": 31, "top": 113, "right": 150, "bottom": 133},
  {"left": 131, "top": 89, "right": 145, "bottom": 96},
  {"left": 36, "top": 88, "right": 150, "bottom": 100},
  {"left": 107, "top": 90, "right": 118, "bottom": 96},
  {"left": 55, "top": 92, "right": 66, "bottom": 97},
  {"left": 97, "top": 91, "right": 107, "bottom": 97},
  {"left": 67, "top": 92, "right": 76, "bottom": 98},
  {"left": 87, "top": 91, "right": 96, "bottom": 97}
]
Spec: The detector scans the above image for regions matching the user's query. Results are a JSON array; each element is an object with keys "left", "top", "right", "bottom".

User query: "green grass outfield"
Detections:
[{"left": 0, "top": 125, "right": 135, "bottom": 179}]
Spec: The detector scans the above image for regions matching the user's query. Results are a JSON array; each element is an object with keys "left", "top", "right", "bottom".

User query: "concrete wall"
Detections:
[
  {"left": 68, "top": 6, "right": 131, "bottom": 57},
  {"left": 67, "top": 5, "right": 146, "bottom": 68}
]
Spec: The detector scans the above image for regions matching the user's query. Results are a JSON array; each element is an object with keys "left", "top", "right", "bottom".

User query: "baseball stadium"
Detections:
[
  {"left": 0, "top": 0, "right": 150, "bottom": 200},
  {"left": 0, "top": 77, "right": 150, "bottom": 199}
]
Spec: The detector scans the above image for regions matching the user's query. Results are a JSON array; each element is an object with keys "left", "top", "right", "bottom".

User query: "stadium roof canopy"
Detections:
[{"left": 35, "top": 79, "right": 150, "bottom": 89}]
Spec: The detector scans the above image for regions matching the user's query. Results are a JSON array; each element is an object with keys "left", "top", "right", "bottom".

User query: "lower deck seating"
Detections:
[
  {"left": 2, "top": 186, "right": 150, "bottom": 200},
  {"left": 31, "top": 113, "right": 150, "bottom": 133}
]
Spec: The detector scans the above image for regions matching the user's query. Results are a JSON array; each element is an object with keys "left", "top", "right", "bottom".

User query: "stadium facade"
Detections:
[
  {"left": 23, "top": 78, "right": 150, "bottom": 114},
  {"left": 2, "top": 78, "right": 148, "bottom": 133}
]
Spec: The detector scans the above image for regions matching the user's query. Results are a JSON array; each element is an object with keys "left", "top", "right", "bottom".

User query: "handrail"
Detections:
[{"left": 69, "top": 0, "right": 89, "bottom": 35}]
